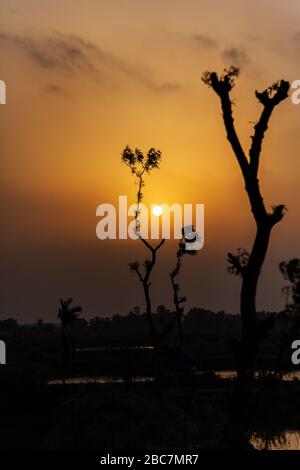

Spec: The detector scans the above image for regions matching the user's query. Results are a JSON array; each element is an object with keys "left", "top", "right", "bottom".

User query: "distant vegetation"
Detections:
[{"left": 1, "top": 305, "right": 298, "bottom": 376}]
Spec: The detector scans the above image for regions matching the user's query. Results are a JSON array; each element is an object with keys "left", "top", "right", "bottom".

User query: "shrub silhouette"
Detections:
[{"left": 274, "top": 259, "right": 300, "bottom": 374}]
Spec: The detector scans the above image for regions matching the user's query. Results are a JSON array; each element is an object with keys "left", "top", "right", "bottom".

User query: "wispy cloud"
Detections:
[
  {"left": 292, "top": 31, "right": 300, "bottom": 44},
  {"left": 0, "top": 31, "right": 104, "bottom": 74},
  {"left": 193, "top": 33, "right": 218, "bottom": 49},
  {"left": 45, "top": 83, "right": 67, "bottom": 95},
  {"left": 221, "top": 47, "right": 250, "bottom": 66},
  {"left": 0, "top": 31, "right": 181, "bottom": 94}
]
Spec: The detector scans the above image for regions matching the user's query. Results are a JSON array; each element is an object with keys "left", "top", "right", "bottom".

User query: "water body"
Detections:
[
  {"left": 47, "top": 369, "right": 300, "bottom": 450},
  {"left": 48, "top": 369, "right": 300, "bottom": 385},
  {"left": 215, "top": 369, "right": 300, "bottom": 381},
  {"left": 48, "top": 375, "right": 154, "bottom": 385}
]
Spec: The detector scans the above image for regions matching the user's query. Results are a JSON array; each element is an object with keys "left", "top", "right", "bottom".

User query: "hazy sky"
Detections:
[{"left": 1, "top": 0, "right": 300, "bottom": 321}]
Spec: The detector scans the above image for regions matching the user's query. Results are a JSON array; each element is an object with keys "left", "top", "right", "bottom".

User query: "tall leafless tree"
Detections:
[{"left": 202, "top": 67, "right": 289, "bottom": 383}]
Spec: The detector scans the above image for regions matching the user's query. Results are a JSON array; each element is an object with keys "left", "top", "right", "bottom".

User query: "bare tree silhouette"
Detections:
[
  {"left": 202, "top": 66, "right": 289, "bottom": 383},
  {"left": 129, "top": 239, "right": 165, "bottom": 346},
  {"left": 170, "top": 229, "right": 197, "bottom": 349}
]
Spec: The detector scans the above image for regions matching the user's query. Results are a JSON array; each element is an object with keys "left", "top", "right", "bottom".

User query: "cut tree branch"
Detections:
[{"left": 249, "top": 80, "right": 289, "bottom": 176}]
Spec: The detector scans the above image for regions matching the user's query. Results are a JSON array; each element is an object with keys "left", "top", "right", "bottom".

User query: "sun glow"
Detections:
[{"left": 152, "top": 205, "right": 163, "bottom": 217}]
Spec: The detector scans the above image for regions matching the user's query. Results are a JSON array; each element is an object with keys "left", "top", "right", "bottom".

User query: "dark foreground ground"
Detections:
[
  {"left": 1, "top": 310, "right": 300, "bottom": 450},
  {"left": 0, "top": 366, "right": 300, "bottom": 450}
]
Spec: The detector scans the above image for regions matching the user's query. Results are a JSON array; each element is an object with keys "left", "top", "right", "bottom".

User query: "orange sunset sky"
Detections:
[{"left": 1, "top": 0, "right": 300, "bottom": 321}]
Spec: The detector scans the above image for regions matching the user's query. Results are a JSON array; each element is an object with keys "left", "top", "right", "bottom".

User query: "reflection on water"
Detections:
[
  {"left": 251, "top": 430, "right": 300, "bottom": 450},
  {"left": 215, "top": 369, "right": 300, "bottom": 381},
  {"left": 75, "top": 346, "right": 154, "bottom": 352},
  {"left": 47, "top": 367, "right": 300, "bottom": 451},
  {"left": 48, "top": 375, "right": 154, "bottom": 385},
  {"left": 48, "top": 369, "right": 300, "bottom": 385}
]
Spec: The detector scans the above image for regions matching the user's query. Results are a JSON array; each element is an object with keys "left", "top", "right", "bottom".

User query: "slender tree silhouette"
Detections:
[
  {"left": 121, "top": 146, "right": 165, "bottom": 346},
  {"left": 202, "top": 66, "right": 289, "bottom": 383},
  {"left": 170, "top": 229, "right": 197, "bottom": 349},
  {"left": 129, "top": 239, "right": 165, "bottom": 346},
  {"left": 121, "top": 145, "right": 161, "bottom": 224}
]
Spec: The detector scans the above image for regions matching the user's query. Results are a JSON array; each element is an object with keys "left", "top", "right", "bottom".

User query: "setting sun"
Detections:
[{"left": 152, "top": 205, "right": 163, "bottom": 217}]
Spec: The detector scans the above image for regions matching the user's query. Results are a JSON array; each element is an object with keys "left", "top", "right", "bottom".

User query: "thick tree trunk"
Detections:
[{"left": 239, "top": 219, "right": 272, "bottom": 383}]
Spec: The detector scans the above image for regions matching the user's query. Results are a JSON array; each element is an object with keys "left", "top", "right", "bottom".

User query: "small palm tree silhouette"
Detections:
[
  {"left": 57, "top": 298, "right": 82, "bottom": 383},
  {"left": 58, "top": 298, "right": 82, "bottom": 329}
]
